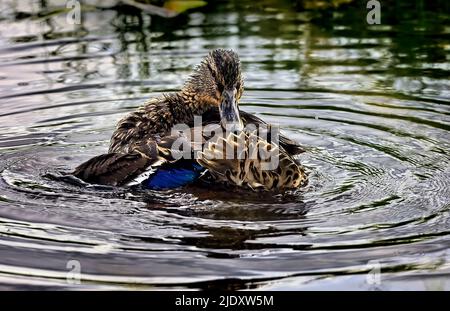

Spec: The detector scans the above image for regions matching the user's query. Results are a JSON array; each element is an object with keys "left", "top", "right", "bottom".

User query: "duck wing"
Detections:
[
  {"left": 73, "top": 137, "right": 165, "bottom": 186},
  {"left": 72, "top": 133, "right": 200, "bottom": 187},
  {"left": 240, "top": 111, "right": 305, "bottom": 155},
  {"left": 197, "top": 131, "right": 307, "bottom": 191},
  {"left": 72, "top": 151, "right": 155, "bottom": 186},
  {"left": 201, "top": 108, "right": 305, "bottom": 155}
]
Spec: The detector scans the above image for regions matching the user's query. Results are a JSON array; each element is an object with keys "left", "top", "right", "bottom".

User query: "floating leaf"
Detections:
[
  {"left": 303, "top": 0, "right": 354, "bottom": 10},
  {"left": 163, "top": 0, "right": 207, "bottom": 14}
]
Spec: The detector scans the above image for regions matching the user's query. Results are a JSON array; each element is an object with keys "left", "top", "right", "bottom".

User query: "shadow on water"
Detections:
[{"left": 0, "top": 0, "right": 449, "bottom": 290}]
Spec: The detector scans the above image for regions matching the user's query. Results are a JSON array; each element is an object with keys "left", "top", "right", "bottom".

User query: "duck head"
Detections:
[{"left": 183, "top": 49, "right": 244, "bottom": 131}]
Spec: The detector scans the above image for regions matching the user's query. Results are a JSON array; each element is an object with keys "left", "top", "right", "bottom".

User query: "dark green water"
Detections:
[{"left": 0, "top": 0, "right": 449, "bottom": 290}]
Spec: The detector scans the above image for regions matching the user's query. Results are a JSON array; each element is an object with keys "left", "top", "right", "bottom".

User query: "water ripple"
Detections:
[{"left": 0, "top": 0, "right": 449, "bottom": 290}]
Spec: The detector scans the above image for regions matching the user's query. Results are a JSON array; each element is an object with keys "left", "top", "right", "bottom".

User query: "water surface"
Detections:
[{"left": 0, "top": 0, "right": 449, "bottom": 290}]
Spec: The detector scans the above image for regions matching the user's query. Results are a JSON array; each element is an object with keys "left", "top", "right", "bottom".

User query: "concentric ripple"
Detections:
[{"left": 0, "top": 0, "right": 449, "bottom": 290}]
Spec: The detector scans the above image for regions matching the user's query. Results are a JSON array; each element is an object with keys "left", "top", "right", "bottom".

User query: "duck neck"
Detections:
[{"left": 177, "top": 88, "right": 215, "bottom": 122}]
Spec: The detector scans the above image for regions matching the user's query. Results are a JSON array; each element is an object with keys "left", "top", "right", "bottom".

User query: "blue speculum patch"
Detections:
[{"left": 144, "top": 161, "right": 206, "bottom": 190}]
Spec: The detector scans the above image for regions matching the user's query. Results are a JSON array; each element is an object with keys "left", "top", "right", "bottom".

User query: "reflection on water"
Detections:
[{"left": 0, "top": 0, "right": 449, "bottom": 290}]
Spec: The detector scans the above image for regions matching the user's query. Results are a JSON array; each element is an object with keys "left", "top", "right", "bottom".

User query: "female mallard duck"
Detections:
[{"left": 73, "top": 49, "right": 307, "bottom": 191}]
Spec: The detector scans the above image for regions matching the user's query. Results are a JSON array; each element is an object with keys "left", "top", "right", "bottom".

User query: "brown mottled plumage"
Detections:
[
  {"left": 197, "top": 130, "right": 307, "bottom": 191},
  {"left": 73, "top": 49, "right": 307, "bottom": 190},
  {"left": 108, "top": 50, "right": 244, "bottom": 155}
]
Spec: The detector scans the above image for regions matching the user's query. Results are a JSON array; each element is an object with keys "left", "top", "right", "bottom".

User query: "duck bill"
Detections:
[{"left": 220, "top": 89, "right": 243, "bottom": 131}]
